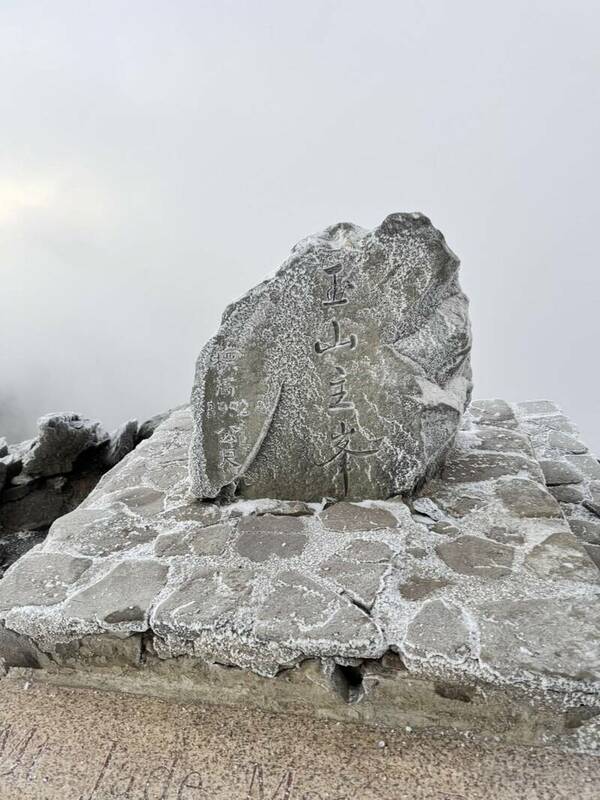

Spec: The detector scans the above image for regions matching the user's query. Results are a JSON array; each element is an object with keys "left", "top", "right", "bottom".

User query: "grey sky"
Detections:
[{"left": 1, "top": 1, "right": 599, "bottom": 451}]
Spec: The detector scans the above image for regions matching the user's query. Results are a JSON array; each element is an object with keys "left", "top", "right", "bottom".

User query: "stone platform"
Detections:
[{"left": 0, "top": 400, "right": 598, "bottom": 748}]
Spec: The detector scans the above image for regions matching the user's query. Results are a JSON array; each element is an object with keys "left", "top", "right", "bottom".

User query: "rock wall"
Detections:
[{"left": 513, "top": 400, "right": 600, "bottom": 569}]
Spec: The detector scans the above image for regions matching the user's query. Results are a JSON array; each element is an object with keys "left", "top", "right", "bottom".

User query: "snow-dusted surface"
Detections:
[
  {"left": 189, "top": 213, "right": 472, "bottom": 501},
  {"left": 0, "top": 400, "right": 598, "bottom": 722}
]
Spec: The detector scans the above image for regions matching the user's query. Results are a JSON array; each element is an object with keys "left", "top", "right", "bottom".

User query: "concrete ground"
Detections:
[{"left": 0, "top": 676, "right": 597, "bottom": 800}]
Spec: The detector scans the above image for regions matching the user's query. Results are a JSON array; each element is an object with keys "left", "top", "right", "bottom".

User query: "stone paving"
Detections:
[
  {"left": 514, "top": 400, "right": 600, "bottom": 569},
  {"left": 0, "top": 401, "right": 598, "bottom": 745}
]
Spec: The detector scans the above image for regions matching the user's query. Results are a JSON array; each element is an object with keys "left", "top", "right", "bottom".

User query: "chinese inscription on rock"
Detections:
[
  {"left": 314, "top": 264, "right": 382, "bottom": 496},
  {"left": 190, "top": 213, "right": 472, "bottom": 502}
]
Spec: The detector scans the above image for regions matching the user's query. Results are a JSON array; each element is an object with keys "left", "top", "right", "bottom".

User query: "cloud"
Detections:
[{"left": 0, "top": 0, "right": 598, "bottom": 452}]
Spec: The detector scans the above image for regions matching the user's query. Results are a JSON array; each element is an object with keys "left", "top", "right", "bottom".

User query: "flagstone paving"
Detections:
[{"left": 0, "top": 401, "right": 598, "bottom": 747}]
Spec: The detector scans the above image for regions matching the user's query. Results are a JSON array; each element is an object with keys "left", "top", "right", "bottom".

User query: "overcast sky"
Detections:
[{"left": 1, "top": 0, "right": 599, "bottom": 452}]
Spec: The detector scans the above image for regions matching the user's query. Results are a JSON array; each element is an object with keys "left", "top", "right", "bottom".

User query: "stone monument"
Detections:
[
  {"left": 190, "top": 213, "right": 472, "bottom": 501},
  {"left": 0, "top": 212, "right": 598, "bottom": 752}
]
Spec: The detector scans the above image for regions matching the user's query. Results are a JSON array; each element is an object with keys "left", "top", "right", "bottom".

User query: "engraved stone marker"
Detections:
[{"left": 190, "top": 213, "right": 472, "bottom": 501}]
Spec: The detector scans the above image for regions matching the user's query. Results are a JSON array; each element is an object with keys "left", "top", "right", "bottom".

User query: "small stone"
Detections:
[
  {"left": 412, "top": 497, "right": 445, "bottom": 521},
  {"left": 419, "top": 482, "right": 486, "bottom": 518},
  {"left": 430, "top": 521, "right": 462, "bottom": 536},
  {"left": 524, "top": 414, "right": 577, "bottom": 435},
  {"left": 229, "top": 499, "right": 315, "bottom": 517},
  {"left": 153, "top": 565, "right": 257, "bottom": 633},
  {"left": 237, "top": 514, "right": 306, "bottom": 535},
  {"left": 478, "top": 598, "right": 600, "bottom": 681},
  {"left": 525, "top": 532, "right": 599, "bottom": 582},
  {"left": 154, "top": 523, "right": 234, "bottom": 557},
  {"left": 517, "top": 400, "right": 561, "bottom": 416},
  {"left": 441, "top": 452, "right": 543, "bottom": 485},
  {"left": 584, "top": 544, "right": 600, "bottom": 569},
  {"left": 235, "top": 516, "right": 309, "bottom": 563},
  {"left": 22, "top": 413, "right": 108, "bottom": 477},
  {"left": 319, "top": 540, "right": 393, "bottom": 609},
  {"left": 319, "top": 558, "right": 387, "bottom": 610},
  {"left": 436, "top": 535, "right": 514, "bottom": 578},
  {"left": 255, "top": 570, "right": 382, "bottom": 653},
  {"left": 404, "top": 599, "right": 472, "bottom": 662},
  {"left": 565, "top": 455, "right": 600, "bottom": 481},
  {"left": 539, "top": 459, "right": 583, "bottom": 486},
  {"left": 548, "top": 484, "right": 585, "bottom": 504},
  {"left": 583, "top": 483, "right": 600, "bottom": 517},
  {"left": 339, "top": 540, "right": 393, "bottom": 562},
  {"left": 567, "top": 517, "right": 600, "bottom": 545},
  {"left": 258, "top": 571, "right": 340, "bottom": 633},
  {"left": 468, "top": 399, "right": 517, "bottom": 429},
  {"left": 159, "top": 501, "right": 222, "bottom": 527},
  {"left": 63, "top": 559, "right": 168, "bottom": 625},
  {"left": 548, "top": 431, "right": 587, "bottom": 455},
  {"left": 320, "top": 502, "right": 398, "bottom": 532},
  {"left": 460, "top": 426, "right": 534, "bottom": 456},
  {"left": 0, "top": 552, "right": 92, "bottom": 608},
  {"left": 496, "top": 478, "right": 563, "bottom": 519},
  {"left": 411, "top": 513, "right": 436, "bottom": 527},
  {"left": 103, "top": 420, "right": 138, "bottom": 467},
  {"left": 398, "top": 576, "right": 450, "bottom": 601}
]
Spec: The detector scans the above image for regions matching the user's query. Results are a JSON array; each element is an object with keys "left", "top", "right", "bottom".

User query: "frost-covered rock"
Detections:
[
  {"left": 137, "top": 406, "right": 186, "bottom": 443},
  {"left": 190, "top": 213, "right": 472, "bottom": 501},
  {"left": 1, "top": 400, "right": 598, "bottom": 742},
  {"left": 0, "top": 413, "right": 149, "bottom": 575},
  {"left": 22, "top": 413, "right": 108, "bottom": 477},
  {"left": 103, "top": 419, "right": 138, "bottom": 468}
]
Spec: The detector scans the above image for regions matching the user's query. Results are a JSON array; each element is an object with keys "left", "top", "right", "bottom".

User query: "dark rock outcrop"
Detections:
[{"left": 0, "top": 407, "right": 174, "bottom": 575}]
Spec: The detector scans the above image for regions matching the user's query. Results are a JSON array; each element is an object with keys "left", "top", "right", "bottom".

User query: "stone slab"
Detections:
[{"left": 0, "top": 402, "right": 598, "bottom": 747}]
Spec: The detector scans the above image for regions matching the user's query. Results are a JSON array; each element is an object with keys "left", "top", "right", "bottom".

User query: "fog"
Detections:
[{"left": 1, "top": 1, "right": 599, "bottom": 451}]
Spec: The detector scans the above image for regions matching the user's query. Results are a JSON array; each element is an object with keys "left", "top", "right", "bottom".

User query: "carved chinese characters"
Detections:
[
  {"left": 190, "top": 213, "right": 472, "bottom": 501},
  {"left": 314, "top": 264, "right": 382, "bottom": 496}
]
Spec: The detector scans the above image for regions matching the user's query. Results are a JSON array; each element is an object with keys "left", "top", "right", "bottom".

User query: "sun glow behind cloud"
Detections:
[
  {"left": 0, "top": 179, "right": 56, "bottom": 226},
  {"left": 0, "top": 169, "right": 116, "bottom": 231}
]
